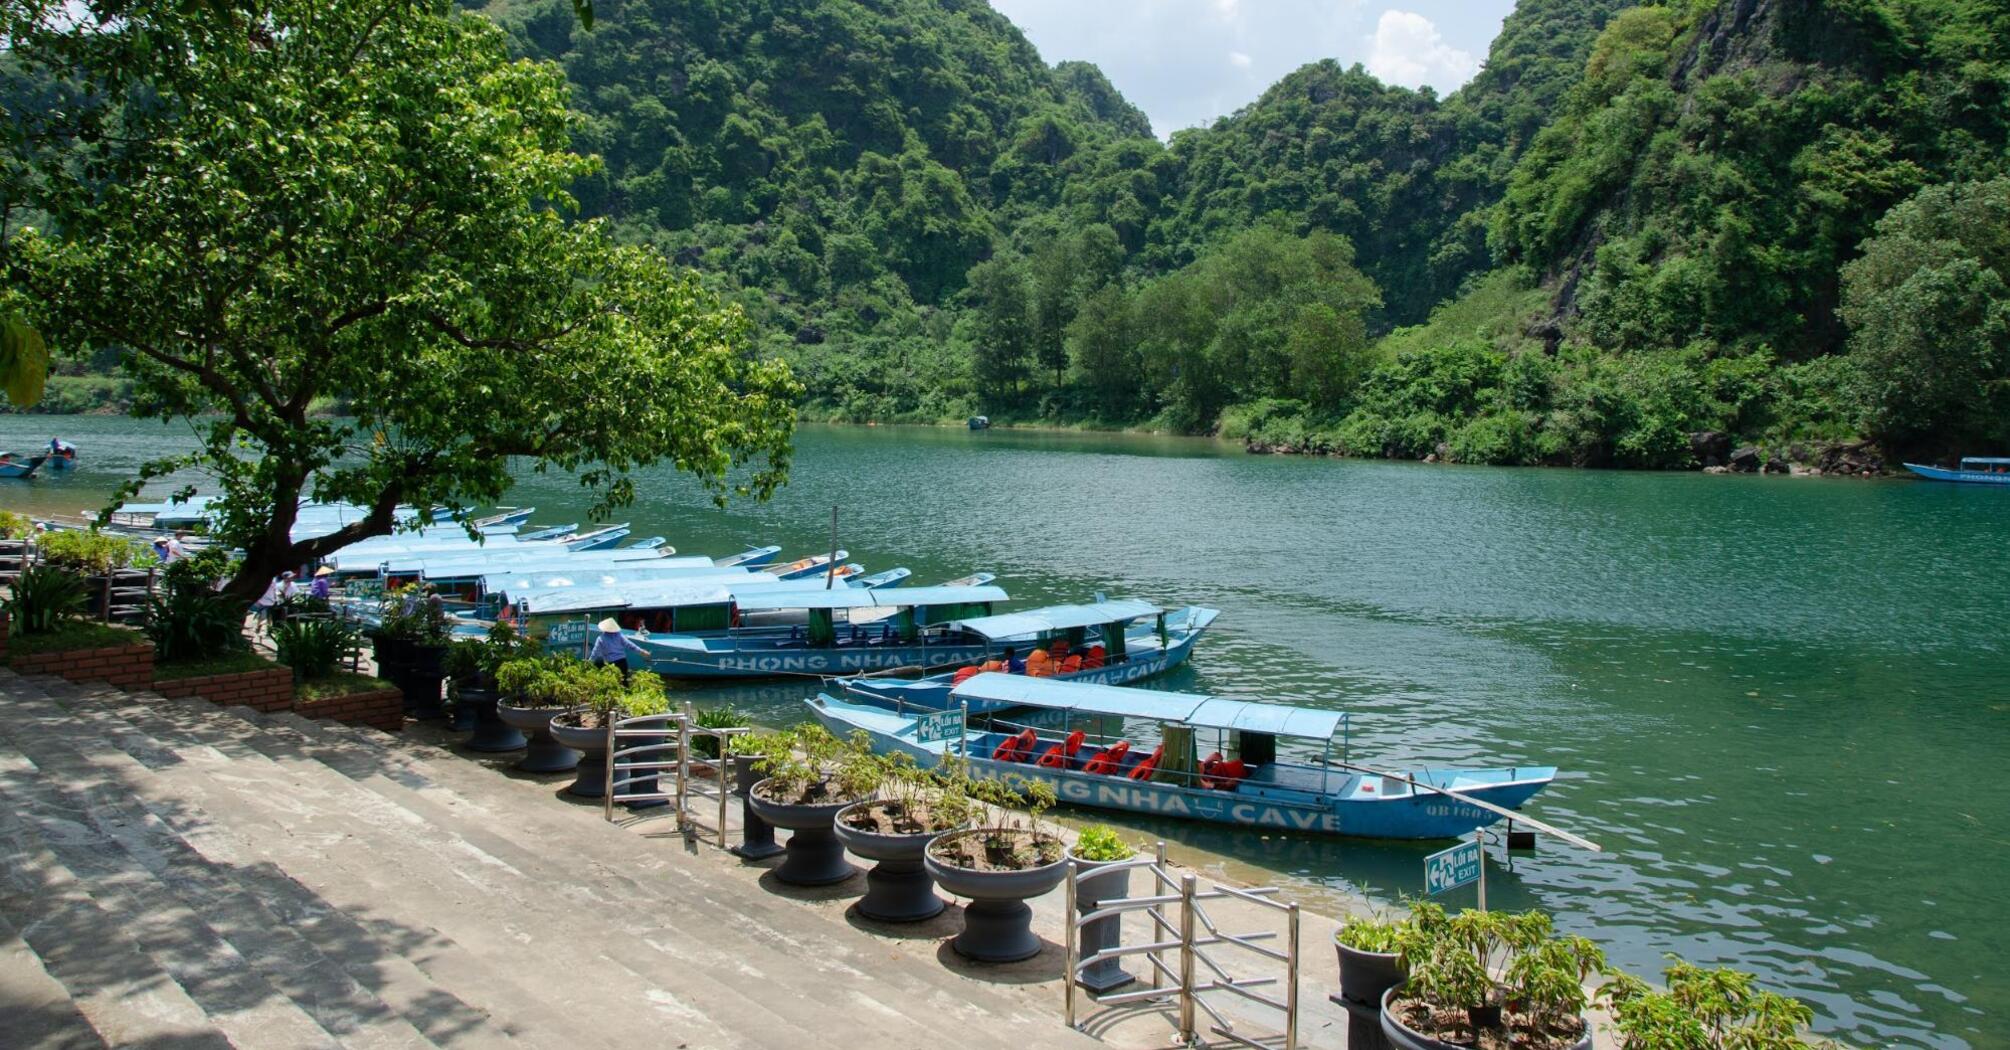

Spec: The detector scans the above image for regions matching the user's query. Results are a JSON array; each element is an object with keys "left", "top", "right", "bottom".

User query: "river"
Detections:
[{"left": 3, "top": 417, "right": 2005, "bottom": 1047}]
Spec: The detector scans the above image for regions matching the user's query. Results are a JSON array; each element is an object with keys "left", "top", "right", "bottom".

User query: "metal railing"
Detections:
[
  {"left": 601, "top": 705, "right": 749, "bottom": 845},
  {"left": 1063, "top": 842, "right": 1301, "bottom": 1049}
]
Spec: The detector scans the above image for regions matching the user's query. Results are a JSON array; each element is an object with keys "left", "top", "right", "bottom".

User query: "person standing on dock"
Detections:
[
  {"left": 309, "top": 566, "right": 333, "bottom": 601},
  {"left": 589, "top": 618, "right": 646, "bottom": 681}
]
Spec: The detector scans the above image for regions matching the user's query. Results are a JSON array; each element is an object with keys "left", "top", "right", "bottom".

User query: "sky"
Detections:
[{"left": 988, "top": 0, "right": 1520, "bottom": 139}]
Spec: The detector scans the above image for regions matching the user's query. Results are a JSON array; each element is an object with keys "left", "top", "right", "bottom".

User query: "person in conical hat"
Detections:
[
  {"left": 309, "top": 565, "right": 334, "bottom": 601},
  {"left": 588, "top": 617, "right": 646, "bottom": 680}
]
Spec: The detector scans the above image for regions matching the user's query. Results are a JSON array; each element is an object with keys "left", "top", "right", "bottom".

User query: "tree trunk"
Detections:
[{"left": 223, "top": 486, "right": 305, "bottom": 603}]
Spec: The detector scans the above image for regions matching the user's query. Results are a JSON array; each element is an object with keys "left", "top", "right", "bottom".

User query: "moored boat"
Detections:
[
  {"left": 808, "top": 675, "right": 1557, "bottom": 841},
  {"left": 765, "top": 551, "right": 851, "bottom": 581},
  {"left": 630, "top": 584, "right": 1009, "bottom": 679},
  {"left": 715, "top": 544, "right": 782, "bottom": 568},
  {"left": 849, "top": 567, "right": 911, "bottom": 590},
  {"left": 1904, "top": 457, "right": 2010, "bottom": 485},
  {"left": 841, "top": 600, "right": 1219, "bottom": 714}
]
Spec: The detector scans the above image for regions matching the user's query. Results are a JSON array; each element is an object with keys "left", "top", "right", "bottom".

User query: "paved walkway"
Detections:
[{"left": 0, "top": 669, "right": 1370, "bottom": 1049}]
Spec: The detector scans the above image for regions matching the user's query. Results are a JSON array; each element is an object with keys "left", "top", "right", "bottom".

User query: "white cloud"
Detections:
[
  {"left": 1211, "top": 0, "right": 1241, "bottom": 18},
  {"left": 1364, "top": 10, "right": 1477, "bottom": 94},
  {"left": 1228, "top": 50, "right": 1253, "bottom": 69}
]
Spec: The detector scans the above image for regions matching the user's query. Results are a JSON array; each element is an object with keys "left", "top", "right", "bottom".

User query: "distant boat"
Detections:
[
  {"left": 808, "top": 675, "right": 1558, "bottom": 841},
  {"left": 850, "top": 567, "right": 911, "bottom": 590},
  {"left": 47, "top": 447, "right": 76, "bottom": 469},
  {"left": 0, "top": 453, "right": 49, "bottom": 479},
  {"left": 765, "top": 551, "right": 851, "bottom": 581},
  {"left": 716, "top": 544, "right": 782, "bottom": 568},
  {"left": 939, "top": 571, "right": 998, "bottom": 588},
  {"left": 840, "top": 601, "right": 1218, "bottom": 714},
  {"left": 968, "top": 416, "right": 990, "bottom": 430},
  {"left": 1905, "top": 457, "right": 2010, "bottom": 485}
]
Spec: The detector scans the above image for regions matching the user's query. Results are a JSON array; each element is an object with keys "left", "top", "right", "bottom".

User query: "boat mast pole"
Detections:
[{"left": 824, "top": 504, "right": 838, "bottom": 590}]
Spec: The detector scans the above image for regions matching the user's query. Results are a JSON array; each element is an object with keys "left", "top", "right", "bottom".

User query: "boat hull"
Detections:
[
  {"left": 807, "top": 696, "right": 1553, "bottom": 841},
  {"left": 1905, "top": 463, "right": 2010, "bottom": 485},
  {"left": 844, "top": 625, "right": 1206, "bottom": 714},
  {"left": 0, "top": 454, "right": 48, "bottom": 479},
  {"left": 639, "top": 639, "right": 992, "bottom": 679}
]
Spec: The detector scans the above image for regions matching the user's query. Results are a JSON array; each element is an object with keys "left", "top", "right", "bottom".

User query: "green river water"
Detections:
[{"left": 4, "top": 417, "right": 2005, "bottom": 1048}]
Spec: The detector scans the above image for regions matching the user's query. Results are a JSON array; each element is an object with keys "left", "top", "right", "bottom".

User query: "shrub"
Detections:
[
  {"left": 691, "top": 706, "right": 748, "bottom": 759},
  {"left": 143, "top": 587, "right": 249, "bottom": 663},
  {"left": 36, "top": 529, "right": 144, "bottom": 574},
  {"left": 272, "top": 616, "right": 361, "bottom": 680},
  {"left": 0, "top": 510, "right": 32, "bottom": 539},
  {"left": 3, "top": 564, "right": 87, "bottom": 634},
  {"left": 1335, "top": 913, "right": 1405, "bottom": 954},
  {"left": 1071, "top": 824, "right": 1136, "bottom": 863},
  {"left": 1602, "top": 960, "right": 1821, "bottom": 1050}
]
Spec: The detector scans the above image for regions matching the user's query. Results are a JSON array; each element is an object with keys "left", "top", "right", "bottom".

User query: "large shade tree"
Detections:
[{"left": 3, "top": 0, "right": 799, "bottom": 599}]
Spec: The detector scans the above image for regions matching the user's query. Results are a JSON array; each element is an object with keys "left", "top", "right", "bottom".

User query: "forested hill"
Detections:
[{"left": 32, "top": 0, "right": 2007, "bottom": 469}]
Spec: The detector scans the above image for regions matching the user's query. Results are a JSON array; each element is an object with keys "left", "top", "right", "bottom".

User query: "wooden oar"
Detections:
[{"left": 1327, "top": 759, "right": 1603, "bottom": 853}]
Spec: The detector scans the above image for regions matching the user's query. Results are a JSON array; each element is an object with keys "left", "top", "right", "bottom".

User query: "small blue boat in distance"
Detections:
[
  {"left": 850, "top": 567, "right": 911, "bottom": 590},
  {"left": 841, "top": 600, "right": 1219, "bottom": 714},
  {"left": 0, "top": 453, "right": 49, "bottom": 479},
  {"left": 716, "top": 544, "right": 782, "bottom": 568},
  {"left": 766, "top": 551, "right": 851, "bottom": 581},
  {"left": 807, "top": 675, "right": 1557, "bottom": 841},
  {"left": 1905, "top": 456, "right": 2010, "bottom": 485}
]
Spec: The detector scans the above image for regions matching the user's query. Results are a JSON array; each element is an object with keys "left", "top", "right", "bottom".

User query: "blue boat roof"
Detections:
[
  {"left": 732, "top": 584, "right": 1007, "bottom": 613},
  {"left": 952, "top": 599, "right": 1161, "bottom": 640},
  {"left": 948, "top": 673, "right": 1346, "bottom": 739},
  {"left": 521, "top": 580, "right": 743, "bottom": 615},
  {"left": 1959, "top": 457, "right": 2010, "bottom": 465}
]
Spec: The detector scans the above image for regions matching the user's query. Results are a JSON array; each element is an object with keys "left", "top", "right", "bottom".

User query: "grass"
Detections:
[
  {"left": 295, "top": 672, "right": 392, "bottom": 703},
  {"left": 7, "top": 620, "right": 146, "bottom": 659},
  {"left": 153, "top": 650, "right": 281, "bottom": 681}
]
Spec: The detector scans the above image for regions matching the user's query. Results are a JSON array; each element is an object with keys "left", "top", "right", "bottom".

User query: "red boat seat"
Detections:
[
  {"left": 1127, "top": 745, "right": 1165, "bottom": 781},
  {"left": 991, "top": 729, "right": 1037, "bottom": 763},
  {"left": 1036, "top": 744, "right": 1066, "bottom": 768}
]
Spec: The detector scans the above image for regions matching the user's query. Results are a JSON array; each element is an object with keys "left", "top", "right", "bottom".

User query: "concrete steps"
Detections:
[{"left": 0, "top": 670, "right": 1104, "bottom": 1050}]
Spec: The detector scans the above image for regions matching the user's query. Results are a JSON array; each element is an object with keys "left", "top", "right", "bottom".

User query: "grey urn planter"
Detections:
[
  {"left": 1378, "top": 986, "right": 1590, "bottom": 1050},
  {"left": 462, "top": 688, "right": 526, "bottom": 753},
  {"left": 746, "top": 779, "right": 857, "bottom": 886},
  {"left": 729, "top": 755, "right": 784, "bottom": 860},
  {"left": 923, "top": 830, "right": 1069, "bottom": 963},
  {"left": 1337, "top": 942, "right": 1403, "bottom": 1009},
  {"left": 495, "top": 701, "right": 578, "bottom": 773},
  {"left": 447, "top": 681, "right": 484, "bottom": 732},
  {"left": 832, "top": 801, "right": 956, "bottom": 923},
  {"left": 1071, "top": 858, "right": 1135, "bottom": 992},
  {"left": 548, "top": 716, "right": 611, "bottom": 798}
]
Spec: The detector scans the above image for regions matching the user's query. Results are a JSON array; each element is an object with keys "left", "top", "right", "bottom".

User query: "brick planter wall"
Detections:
[
  {"left": 294, "top": 683, "right": 403, "bottom": 733},
  {"left": 10, "top": 638, "right": 155, "bottom": 689},
  {"left": 155, "top": 667, "right": 296, "bottom": 714}
]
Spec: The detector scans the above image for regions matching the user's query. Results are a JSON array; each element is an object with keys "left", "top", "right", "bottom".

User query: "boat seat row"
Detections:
[{"left": 987, "top": 733, "right": 1254, "bottom": 791}]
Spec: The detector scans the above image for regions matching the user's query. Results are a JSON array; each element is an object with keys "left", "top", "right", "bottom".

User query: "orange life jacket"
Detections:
[{"left": 1081, "top": 740, "right": 1131, "bottom": 776}]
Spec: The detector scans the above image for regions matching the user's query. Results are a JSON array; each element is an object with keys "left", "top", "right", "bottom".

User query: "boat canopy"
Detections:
[
  {"left": 1959, "top": 457, "right": 2010, "bottom": 466},
  {"left": 948, "top": 673, "right": 1346, "bottom": 739},
  {"left": 521, "top": 581, "right": 740, "bottom": 615},
  {"left": 951, "top": 599, "right": 1160, "bottom": 641},
  {"left": 732, "top": 584, "right": 1008, "bottom": 613}
]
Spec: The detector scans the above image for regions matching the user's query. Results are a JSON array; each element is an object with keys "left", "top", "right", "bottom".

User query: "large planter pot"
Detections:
[
  {"left": 1378, "top": 986, "right": 1590, "bottom": 1050},
  {"left": 832, "top": 801, "right": 956, "bottom": 923},
  {"left": 495, "top": 701, "right": 578, "bottom": 773},
  {"left": 746, "top": 779, "right": 856, "bottom": 886},
  {"left": 1337, "top": 941, "right": 1404, "bottom": 1009},
  {"left": 613, "top": 733, "right": 670, "bottom": 810},
  {"left": 373, "top": 635, "right": 413, "bottom": 685},
  {"left": 399, "top": 668, "right": 446, "bottom": 720},
  {"left": 924, "top": 829, "right": 1070, "bottom": 963},
  {"left": 548, "top": 715, "right": 611, "bottom": 798},
  {"left": 446, "top": 681, "right": 484, "bottom": 732},
  {"left": 1072, "top": 858, "right": 1135, "bottom": 992},
  {"left": 729, "top": 756, "right": 784, "bottom": 860},
  {"left": 462, "top": 687, "right": 526, "bottom": 753}
]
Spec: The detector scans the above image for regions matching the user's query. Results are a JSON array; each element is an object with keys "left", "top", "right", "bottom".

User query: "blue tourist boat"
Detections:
[
  {"left": 563, "top": 524, "right": 631, "bottom": 551},
  {"left": 1904, "top": 457, "right": 2010, "bottom": 485},
  {"left": 765, "top": 551, "right": 852, "bottom": 581},
  {"left": 940, "top": 571, "right": 997, "bottom": 588},
  {"left": 516, "top": 522, "right": 579, "bottom": 541},
  {"left": 0, "top": 453, "right": 48, "bottom": 479},
  {"left": 715, "top": 544, "right": 782, "bottom": 568},
  {"left": 850, "top": 567, "right": 912, "bottom": 590},
  {"left": 808, "top": 674, "right": 1558, "bottom": 841},
  {"left": 628, "top": 584, "right": 1009, "bottom": 679},
  {"left": 840, "top": 600, "right": 1219, "bottom": 714}
]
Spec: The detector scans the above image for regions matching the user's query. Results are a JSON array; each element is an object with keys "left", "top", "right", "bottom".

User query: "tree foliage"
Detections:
[{"left": 4, "top": 0, "right": 798, "bottom": 596}]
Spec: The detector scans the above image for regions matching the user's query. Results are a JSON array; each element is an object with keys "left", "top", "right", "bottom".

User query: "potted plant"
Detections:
[
  {"left": 442, "top": 638, "right": 486, "bottom": 732},
  {"left": 1335, "top": 910, "right": 1407, "bottom": 1009},
  {"left": 923, "top": 769, "right": 1069, "bottom": 963},
  {"left": 745, "top": 726, "right": 871, "bottom": 886},
  {"left": 1069, "top": 824, "right": 1138, "bottom": 991},
  {"left": 393, "top": 585, "right": 451, "bottom": 719},
  {"left": 494, "top": 656, "right": 580, "bottom": 773},
  {"left": 1382, "top": 906, "right": 1603, "bottom": 1050},
  {"left": 1602, "top": 960, "right": 1821, "bottom": 1049},
  {"left": 832, "top": 752, "right": 977, "bottom": 922},
  {"left": 463, "top": 621, "right": 534, "bottom": 753},
  {"left": 548, "top": 666, "right": 668, "bottom": 799},
  {"left": 728, "top": 730, "right": 787, "bottom": 861}
]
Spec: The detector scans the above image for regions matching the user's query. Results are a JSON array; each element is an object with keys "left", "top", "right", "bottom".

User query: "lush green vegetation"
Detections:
[
  {"left": 10, "top": 0, "right": 2006, "bottom": 467},
  {"left": 464, "top": 0, "right": 2008, "bottom": 465}
]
